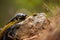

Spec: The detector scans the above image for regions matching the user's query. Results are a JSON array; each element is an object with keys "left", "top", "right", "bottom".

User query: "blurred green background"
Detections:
[{"left": 0, "top": 0, "right": 60, "bottom": 27}]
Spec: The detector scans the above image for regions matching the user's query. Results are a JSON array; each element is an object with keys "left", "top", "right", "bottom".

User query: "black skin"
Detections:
[
  {"left": 2, "top": 24, "right": 20, "bottom": 40},
  {"left": 1, "top": 13, "right": 27, "bottom": 40},
  {"left": 8, "top": 13, "right": 27, "bottom": 23}
]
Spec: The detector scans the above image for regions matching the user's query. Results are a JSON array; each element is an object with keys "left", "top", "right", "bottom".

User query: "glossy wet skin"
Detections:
[
  {"left": 1, "top": 13, "right": 27, "bottom": 40},
  {"left": 9, "top": 13, "right": 27, "bottom": 23},
  {"left": 15, "top": 13, "right": 27, "bottom": 20}
]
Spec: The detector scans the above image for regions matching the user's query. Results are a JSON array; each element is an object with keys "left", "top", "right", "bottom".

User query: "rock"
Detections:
[{"left": 16, "top": 13, "right": 50, "bottom": 40}]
